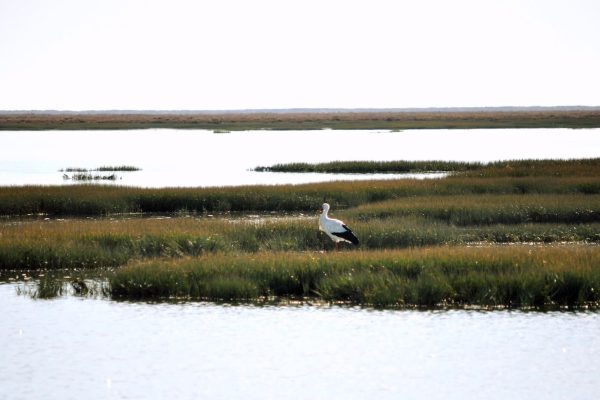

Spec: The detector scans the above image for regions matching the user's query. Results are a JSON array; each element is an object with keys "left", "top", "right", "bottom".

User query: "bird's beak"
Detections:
[{"left": 317, "top": 207, "right": 322, "bottom": 214}]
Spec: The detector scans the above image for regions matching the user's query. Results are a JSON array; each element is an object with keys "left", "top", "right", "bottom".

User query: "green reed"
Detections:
[
  {"left": 1, "top": 174, "right": 600, "bottom": 216},
  {"left": 109, "top": 246, "right": 600, "bottom": 309},
  {"left": 2, "top": 215, "right": 598, "bottom": 270},
  {"left": 348, "top": 194, "right": 600, "bottom": 225}
]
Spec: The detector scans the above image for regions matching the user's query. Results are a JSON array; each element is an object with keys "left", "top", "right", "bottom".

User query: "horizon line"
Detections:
[{"left": 2, "top": 105, "right": 600, "bottom": 114}]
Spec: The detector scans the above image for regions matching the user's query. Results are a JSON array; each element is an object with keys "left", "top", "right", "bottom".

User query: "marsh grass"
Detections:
[
  {"left": 348, "top": 194, "right": 600, "bottom": 225},
  {"left": 61, "top": 166, "right": 141, "bottom": 172},
  {"left": 26, "top": 276, "right": 66, "bottom": 299},
  {"left": 109, "top": 246, "right": 600, "bottom": 309},
  {"left": 254, "top": 160, "right": 485, "bottom": 174},
  {"left": 59, "top": 166, "right": 140, "bottom": 182},
  {"left": 2, "top": 158, "right": 600, "bottom": 309},
  {"left": 4, "top": 216, "right": 599, "bottom": 309},
  {"left": 2, "top": 158, "right": 600, "bottom": 217},
  {"left": 2, "top": 174, "right": 600, "bottom": 216},
  {"left": 61, "top": 168, "right": 88, "bottom": 173},
  {"left": 255, "top": 158, "right": 600, "bottom": 176},
  {"left": 2, "top": 215, "right": 598, "bottom": 270},
  {"left": 95, "top": 166, "right": 141, "bottom": 172},
  {"left": 69, "top": 173, "right": 117, "bottom": 181}
]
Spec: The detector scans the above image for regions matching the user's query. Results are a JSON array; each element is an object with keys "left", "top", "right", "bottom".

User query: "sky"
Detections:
[{"left": 1, "top": 0, "right": 599, "bottom": 111}]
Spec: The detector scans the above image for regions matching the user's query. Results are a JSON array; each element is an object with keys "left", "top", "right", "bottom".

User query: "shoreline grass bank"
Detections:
[{"left": 109, "top": 247, "right": 600, "bottom": 309}]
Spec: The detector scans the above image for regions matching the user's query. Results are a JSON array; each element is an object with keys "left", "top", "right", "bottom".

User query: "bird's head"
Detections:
[{"left": 318, "top": 203, "right": 330, "bottom": 214}]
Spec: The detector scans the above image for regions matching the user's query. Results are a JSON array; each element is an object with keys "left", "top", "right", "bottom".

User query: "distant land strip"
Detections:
[{"left": 2, "top": 107, "right": 600, "bottom": 130}]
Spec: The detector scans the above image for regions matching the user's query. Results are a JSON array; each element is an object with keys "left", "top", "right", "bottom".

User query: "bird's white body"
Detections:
[
  {"left": 318, "top": 203, "right": 359, "bottom": 248},
  {"left": 319, "top": 213, "right": 348, "bottom": 243}
]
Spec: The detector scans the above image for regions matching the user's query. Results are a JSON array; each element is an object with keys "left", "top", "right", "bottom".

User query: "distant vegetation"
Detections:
[
  {"left": 254, "top": 160, "right": 483, "bottom": 173},
  {"left": 96, "top": 165, "right": 141, "bottom": 172},
  {"left": 67, "top": 173, "right": 117, "bottom": 181},
  {"left": 59, "top": 166, "right": 140, "bottom": 182},
  {"left": 255, "top": 158, "right": 600, "bottom": 175},
  {"left": 60, "top": 165, "right": 141, "bottom": 172},
  {"left": 2, "top": 108, "right": 600, "bottom": 130}
]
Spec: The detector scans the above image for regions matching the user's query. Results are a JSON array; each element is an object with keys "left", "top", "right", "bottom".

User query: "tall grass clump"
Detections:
[
  {"left": 110, "top": 246, "right": 600, "bottom": 309},
  {"left": 29, "top": 276, "right": 66, "bottom": 299}
]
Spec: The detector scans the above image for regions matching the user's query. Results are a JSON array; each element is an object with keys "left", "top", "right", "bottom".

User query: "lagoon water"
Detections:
[
  {"left": 1, "top": 128, "right": 600, "bottom": 187},
  {"left": 1, "top": 284, "right": 599, "bottom": 400}
]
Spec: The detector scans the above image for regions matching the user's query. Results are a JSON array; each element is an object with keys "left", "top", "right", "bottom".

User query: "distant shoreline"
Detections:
[{"left": 2, "top": 107, "right": 600, "bottom": 130}]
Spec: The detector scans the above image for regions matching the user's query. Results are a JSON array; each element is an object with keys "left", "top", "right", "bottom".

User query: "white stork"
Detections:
[{"left": 318, "top": 203, "right": 359, "bottom": 250}]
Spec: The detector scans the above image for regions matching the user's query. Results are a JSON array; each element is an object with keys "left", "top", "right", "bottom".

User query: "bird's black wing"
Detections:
[{"left": 332, "top": 225, "right": 359, "bottom": 245}]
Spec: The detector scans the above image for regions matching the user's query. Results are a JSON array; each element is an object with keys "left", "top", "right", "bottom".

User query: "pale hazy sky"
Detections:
[{"left": 1, "top": 0, "right": 599, "bottom": 110}]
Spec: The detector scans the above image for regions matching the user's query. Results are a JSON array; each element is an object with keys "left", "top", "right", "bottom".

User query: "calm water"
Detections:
[
  {"left": 2, "top": 128, "right": 599, "bottom": 187},
  {"left": 0, "top": 284, "right": 599, "bottom": 400}
]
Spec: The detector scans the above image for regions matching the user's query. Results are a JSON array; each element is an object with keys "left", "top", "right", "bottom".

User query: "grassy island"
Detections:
[{"left": 2, "top": 158, "right": 599, "bottom": 309}]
